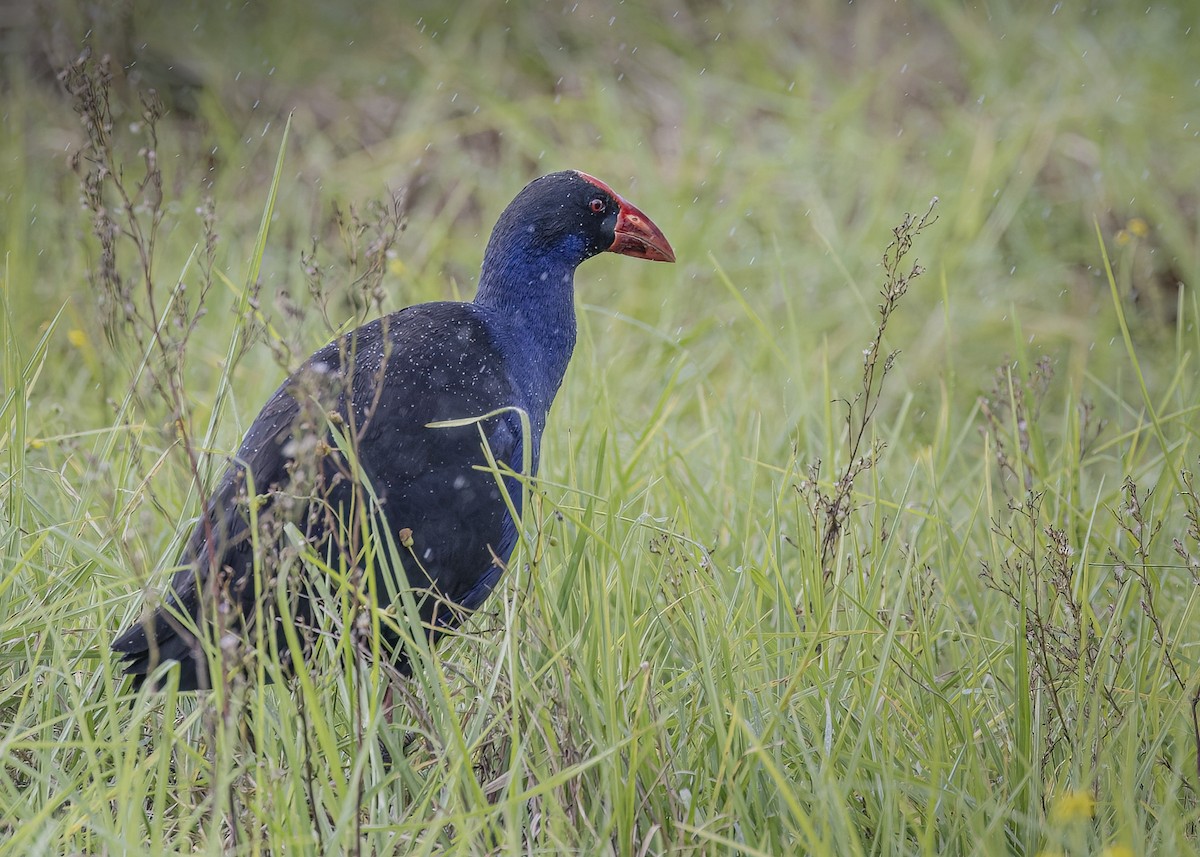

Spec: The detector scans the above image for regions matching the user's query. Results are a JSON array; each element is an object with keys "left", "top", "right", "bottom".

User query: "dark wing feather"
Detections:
[
  {"left": 110, "top": 382, "right": 303, "bottom": 690},
  {"left": 112, "top": 303, "right": 528, "bottom": 690}
]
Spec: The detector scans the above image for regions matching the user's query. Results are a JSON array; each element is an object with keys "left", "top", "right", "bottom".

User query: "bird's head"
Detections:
[{"left": 487, "top": 170, "right": 675, "bottom": 270}]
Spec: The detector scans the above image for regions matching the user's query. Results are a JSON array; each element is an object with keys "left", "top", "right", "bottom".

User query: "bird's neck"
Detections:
[{"left": 474, "top": 250, "right": 579, "bottom": 417}]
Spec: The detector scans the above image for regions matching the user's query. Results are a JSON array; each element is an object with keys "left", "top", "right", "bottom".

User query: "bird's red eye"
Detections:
[{"left": 589, "top": 198, "right": 606, "bottom": 213}]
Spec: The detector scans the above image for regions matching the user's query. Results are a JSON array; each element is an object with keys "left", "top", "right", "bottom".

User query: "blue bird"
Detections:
[{"left": 111, "top": 171, "right": 675, "bottom": 691}]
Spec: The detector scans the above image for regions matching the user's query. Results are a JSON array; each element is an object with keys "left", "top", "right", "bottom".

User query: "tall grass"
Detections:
[{"left": 2, "top": 1, "right": 1199, "bottom": 854}]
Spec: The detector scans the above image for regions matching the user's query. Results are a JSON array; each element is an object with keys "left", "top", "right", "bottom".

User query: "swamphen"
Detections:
[{"left": 111, "top": 170, "right": 674, "bottom": 691}]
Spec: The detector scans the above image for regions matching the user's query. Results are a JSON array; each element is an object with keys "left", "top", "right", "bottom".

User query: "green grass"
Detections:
[{"left": 3, "top": 1, "right": 1199, "bottom": 854}]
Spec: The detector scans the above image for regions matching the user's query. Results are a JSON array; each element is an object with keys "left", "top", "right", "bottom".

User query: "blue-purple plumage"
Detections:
[{"left": 111, "top": 170, "right": 674, "bottom": 691}]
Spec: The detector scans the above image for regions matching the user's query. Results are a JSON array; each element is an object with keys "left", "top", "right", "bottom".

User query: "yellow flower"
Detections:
[
  {"left": 1127, "top": 217, "right": 1149, "bottom": 238},
  {"left": 67, "top": 328, "right": 89, "bottom": 348},
  {"left": 387, "top": 257, "right": 408, "bottom": 276},
  {"left": 1100, "top": 846, "right": 1134, "bottom": 857},
  {"left": 1050, "top": 790, "right": 1095, "bottom": 823},
  {"left": 1114, "top": 229, "right": 1131, "bottom": 247}
]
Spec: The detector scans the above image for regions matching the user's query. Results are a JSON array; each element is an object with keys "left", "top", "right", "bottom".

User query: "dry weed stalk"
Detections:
[{"left": 797, "top": 197, "right": 938, "bottom": 586}]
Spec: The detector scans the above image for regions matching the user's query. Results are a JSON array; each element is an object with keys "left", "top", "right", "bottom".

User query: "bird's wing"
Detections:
[
  {"left": 112, "top": 304, "right": 532, "bottom": 687},
  {"left": 343, "top": 305, "right": 528, "bottom": 617}
]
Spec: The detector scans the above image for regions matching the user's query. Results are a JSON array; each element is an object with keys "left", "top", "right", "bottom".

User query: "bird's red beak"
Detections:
[
  {"left": 610, "top": 198, "right": 676, "bottom": 263},
  {"left": 576, "top": 171, "right": 676, "bottom": 263}
]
